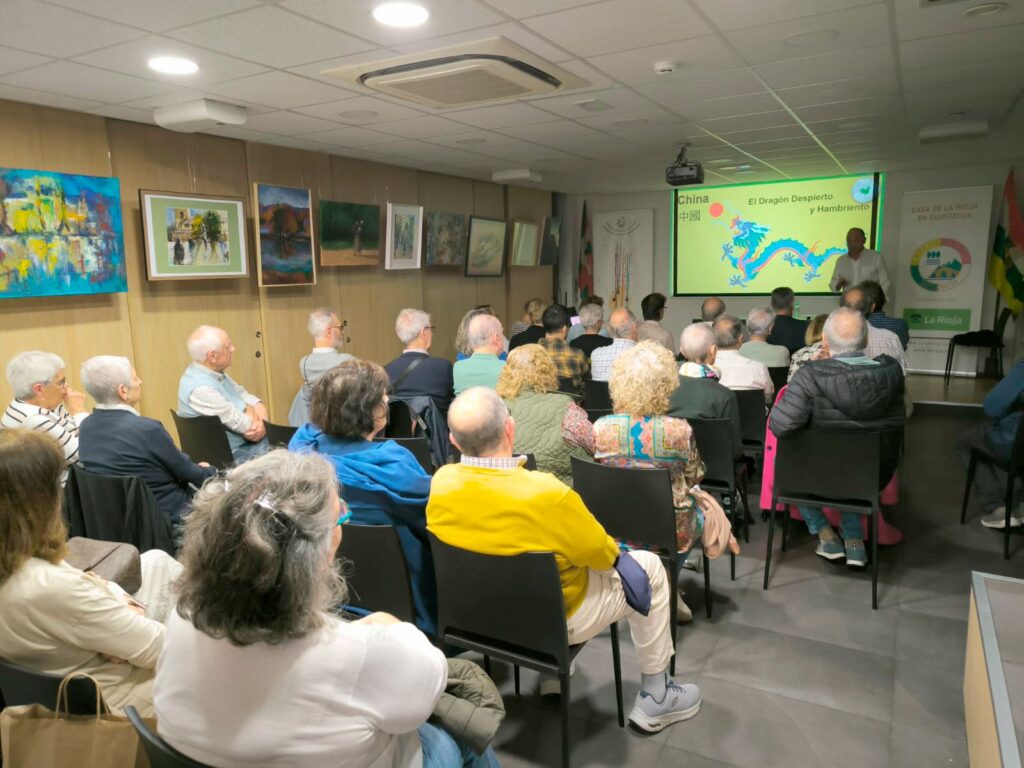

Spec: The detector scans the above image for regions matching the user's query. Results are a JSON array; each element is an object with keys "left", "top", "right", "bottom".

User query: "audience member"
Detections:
[
  {"left": 841, "top": 287, "right": 907, "bottom": 371},
  {"left": 289, "top": 360, "right": 435, "bottom": 635},
  {"left": 591, "top": 308, "right": 639, "bottom": 382},
  {"left": 957, "top": 358, "right": 1024, "bottom": 529},
  {"left": 788, "top": 314, "right": 828, "bottom": 381},
  {"left": 538, "top": 304, "right": 589, "bottom": 396},
  {"left": 567, "top": 296, "right": 610, "bottom": 343},
  {"left": 384, "top": 308, "right": 455, "bottom": 414},
  {"left": 3, "top": 350, "right": 89, "bottom": 484},
  {"left": 79, "top": 355, "right": 216, "bottom": 528},
  {"left": 455, "top": 306, "right": 508, "bottom": 361},
  {"left": 570, "top": 300, "right": 614, "bottom": 358},
  {"left": 830, "top": 226, "right": 890, "bottom": 296},
  {"left": 740, "top": 307, "right": 790, "bottom": 367},
  {"left": 508, "top": 298, "right": 549, "bottom": 350},
  {"left": 712, "top": 314, "right": 774, "bottom": 404},
  {"left": 288, "top": 308, "right": 355, "bottom": 427},
  {"left": 860, "top": 280, "right": 909, "bottom": 350},
  {"left": 771, "top": 307, "right": 904, "bottom": 567},
  {"left": 428, "top": 387, "right": 702, "bottom": 733},
  {"left": 700, "top": 297, "right": 726, "bottom": 324},
  {"left": 766, "top": 287, "right": 809, "bottom": 354},
  {"left": 638, "top": 292, "right": 675, "bottom": 352},
  {"left": 178, "top": 325, "right": 268, "bottom": 461},
  {"left": 510, "top": 298, "right": 541, "bottom": 338},
  {"left": 497, "top": 344, "right": 594, "bottom": 485},
  {"left": 156, "top": 449, "right": 493, "bottom": 767},
  {"left": 453, "top": 314, "right": 506, "bottom": 395},
  {"left": 0, "top": 429, "right": 181, "bottom": 716},
  {"left": 669, "top": 324, "right": 743, "bottom": 461}
]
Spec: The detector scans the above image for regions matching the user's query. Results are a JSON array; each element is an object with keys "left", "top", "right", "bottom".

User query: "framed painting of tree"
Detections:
[{"left": 253, "top": 183, "right": 316, "bottom": 287}]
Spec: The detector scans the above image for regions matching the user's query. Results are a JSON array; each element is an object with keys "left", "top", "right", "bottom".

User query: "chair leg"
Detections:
[
  {"left": 703, "top": 544, "right": 712, "bottom": 620},
  {"left": 1005, "top": 478, "right": 1014, "bottom": 561},
  {"left": 514, "top": 664, "right": 520, "bottom": 696},
  {"left": 781, "top": 504, "right": 791, "bottom": 552},
  {"left": 610, "top": 622, "right": 624, "bottom": 727},
  {"left": 725, "top": 494, "right": 736, "bottom": 582},
  {"left": 871, "top": 508, "right": 879, "bottom": 610},
  {"left": 482, "top": 655, "right": 491, "bottom": 676},
  {"left": 670, "top": 558, "right": 678, "bottom": 676},
  {"left": 961, "top": 452, "right": 978, "bottom": 524},
  {"left": 763, "top": 496, "right": 777, "bottom": 590},
  {"left": 944, "top": 341, "right": 955, "bottom": 385},
  {"left": 560, "top": 671, "right": 572, "bottom": 768}
]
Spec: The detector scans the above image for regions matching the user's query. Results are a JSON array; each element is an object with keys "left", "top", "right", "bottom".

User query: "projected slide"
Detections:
[{"left": 672, "top": 173, "right": 883, "bottom": 295}]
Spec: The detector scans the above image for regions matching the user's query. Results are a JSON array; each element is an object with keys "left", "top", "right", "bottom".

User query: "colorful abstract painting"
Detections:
[
  {"left": 320, "top": 200, "right": 380, "bottom": 267},
  {"left": 254, "top": 183, "right": 316, "bottom": 287},
  {"left": 141, "top": 190, "right": 248, "bottom": 280},
  {"left": 425, "top": 211, "right": 468, "bottom": 266},
  {"left": 0, "top": 167, "right": 126, "bottom": 300}
]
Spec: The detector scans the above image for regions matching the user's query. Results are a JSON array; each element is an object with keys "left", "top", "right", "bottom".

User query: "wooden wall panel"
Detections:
[
  {"left": 506, "top": 186, "right": 555, "bottom": 318},
  {"left": 470, "top": 181, "right": 508, "bottom": 329}
]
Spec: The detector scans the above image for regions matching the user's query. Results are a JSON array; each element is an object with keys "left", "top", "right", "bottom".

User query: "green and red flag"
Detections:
[
  {"left": 989, "top": 170, "right": 1024, "bottom": 315},
  {"left": 577, "top": 201, "right": 593, "bottom": 302}
]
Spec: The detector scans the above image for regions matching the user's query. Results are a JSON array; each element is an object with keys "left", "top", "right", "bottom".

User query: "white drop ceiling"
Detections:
[{"left": 0, "top": 0, "right": 1021, "bottom": 193}]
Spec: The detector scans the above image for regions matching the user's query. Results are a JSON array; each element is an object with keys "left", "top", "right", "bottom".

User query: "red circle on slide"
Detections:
[{"left": 709, "top": 202, "right": 724, "bottom": 218}]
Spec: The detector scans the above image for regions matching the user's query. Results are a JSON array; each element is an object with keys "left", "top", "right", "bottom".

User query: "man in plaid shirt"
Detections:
[
  {"left": 860, "top": 280, "right": 909, "bottom": 350},
  {"left": 538, "top": 304, "right": 589, "bottom": 396}
]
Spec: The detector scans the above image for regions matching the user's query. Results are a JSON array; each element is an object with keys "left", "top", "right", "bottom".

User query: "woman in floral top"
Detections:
[{"left": 787, "top": 314, "right": 828, "bottom": 381}]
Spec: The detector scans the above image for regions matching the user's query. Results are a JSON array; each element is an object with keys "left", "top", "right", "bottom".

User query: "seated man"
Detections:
[
  {"left": 700, "top": 297, "right": 726, "bottom": 325},
  {"left": 453, "top": 314, "right": 506, "bottom": 395},
  {"left": 79, "top": 356, "right": 216, "bottom": 528},
  {"left": 384, "top": 308, "right": 454, "bottom": 413},
  {"left": 538, "top": 304, "right": 589, "bottom": 397},
  {"left": 3, "top": 350, "right": 89, "bottom": 484},
  {"left": 669, "top": 324, "right": 743, "bottom": 461},
  {"left": 957, "top": 358, "right": 1024, "bottom": 529},
  {"left": 841, "top": 286, "right": 907, "bottom": 372},
  {"left": 508, "top": 298, "right": 549, "bottom": 350},
  {"left": 591, "top": 308, "right": 638, "bottom": 382},
  {"left": 638, "top": 292, "right": 675, "bottom": 352},
  {"left": 860, "top": 280, "right": 910, "bottom": 350},
  {"left": 567, "top": 296, "right": 610, "bottom": 344},
  {"left": 740, "top": 306, "right": 790, "bottom": 367},
  {"left": 288, "top": 307, "right": 354, "bottom": 426},
  {"left": 771, "top": 307, "right": 905, "bottom": 567},
  {"left": 712, "top": 314, "right": 774, "bottom": 405},
  {"left": 570, "top": 300, "right": 614, "bottom": 358},
  {"left": 177, "top": 325, "right": 268, "bottom": 462},
  {"left": 427, "top": 387, "right": 701, "bottom": 733},
  {"left": 766, "top": 287, "right": 808, "bottom": 355}
]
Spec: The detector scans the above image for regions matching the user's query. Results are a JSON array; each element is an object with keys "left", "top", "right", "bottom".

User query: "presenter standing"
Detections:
[{"left": 829, "top": 227, "right": 890, "bottom": 296}]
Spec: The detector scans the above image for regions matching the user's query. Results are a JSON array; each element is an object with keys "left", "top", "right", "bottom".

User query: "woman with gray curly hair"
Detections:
[{"left": 154, "top": 449, "right": 495, "bottom": 768}]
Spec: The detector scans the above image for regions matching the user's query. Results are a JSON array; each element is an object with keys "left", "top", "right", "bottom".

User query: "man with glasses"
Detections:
[
  {"left": 3, "top": 351, "right": 90, "bottom": 484},
  {"left": 384, "top": 308, "right": 454, "bottom": 415},
  {"left": 288, "top": 308, "right": 355, "bottom": 426}
]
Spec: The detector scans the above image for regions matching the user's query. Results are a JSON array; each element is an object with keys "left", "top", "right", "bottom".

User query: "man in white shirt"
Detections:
[
  {"left": 591, "top": 308, "right": 639, "bottom": 382},
  {"left": 288, "top": 308, "right": 355, "bottom": 426},
  {"left": 712, "top": 314, "right": 774, "bottom": 405},
  {"left": 2, "top": 350, "right": 90, "bottom": 484},
  {"left": 841, "top": 287, "right": 907, "bottom": 373},
  {"left": 829, "top": 227, "right": 890, "bottom": 296},
  {"left": 739, "top": 306, "right": 790, "bottom": 368}
]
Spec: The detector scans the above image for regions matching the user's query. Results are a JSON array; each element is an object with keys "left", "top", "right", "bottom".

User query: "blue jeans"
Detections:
[
  {"left": 419, "top": 723, "right": 499, "bottom": 768},
  {"left": 231, "top": 436, "right": 269, "bottom": 463},
  {"left": 797, "top": 506, "right": 864, "bottom": 541}
]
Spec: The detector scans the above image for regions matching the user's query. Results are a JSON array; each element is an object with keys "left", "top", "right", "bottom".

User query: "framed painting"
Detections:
[
  {"left": 466, "top": 216, "right": 507, "bottom": 278},
  {"left": 140, "top": 190, "right": 248, "bottom": 280},
  {"left": 0, "top": 167, "right": 127, "bottom": 300},
  {"left": 539, "top": 216, "right": 562, "bottom": 266},
  {"left": 320, "top": 200, "right": 380, "bottom": 267},
  {"left": 425, "top": 211, "right": 469, "bottom": 266},
  {"left": 510, "top": 220, "right": 540, "bottom": 267},
  {"left": 253, "top": 183, "right": 315, "bottom": 287},
  {"left": 385, "top": 203, "right": 423, "bottom": 270}
]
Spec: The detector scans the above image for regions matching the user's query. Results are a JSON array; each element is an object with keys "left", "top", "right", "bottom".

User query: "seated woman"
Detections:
[
  {"left": 787, "top": 313, "right": 827, "bottom": 381},
  {"left": 289, "top": 360, "right": 436, "bottom": 636},
  {"left": 0, "top": 429, "right": 180, "bottom": 716},
  {"left": 455, "top": 306, "right": 508, "bottom": 361},
  {"left": 496, "top": 344, "right": 594, "bottom": 486},
  {"left": 155, "top": 450, "right": 496, "bottom": 768}
]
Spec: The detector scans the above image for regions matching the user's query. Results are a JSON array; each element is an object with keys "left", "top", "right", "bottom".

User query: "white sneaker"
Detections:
[
  {"left": 981, "top": 506, "right": 1024, "bottom": 529},
  {"left": 539, "top": 661, "right": 576, "bottom": 696},
  {"left": 628, "top": 680, "right": 702, "bottom": 733},
  {"left": 676, "top": 591, "right": 694, "bottom": 624}
]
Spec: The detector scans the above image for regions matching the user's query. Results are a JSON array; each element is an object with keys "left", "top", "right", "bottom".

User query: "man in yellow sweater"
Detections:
[{"left": 427, "top": 387, "right": 702, "bottom": 733}]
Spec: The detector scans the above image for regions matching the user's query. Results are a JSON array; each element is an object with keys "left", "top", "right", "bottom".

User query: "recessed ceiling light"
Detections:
[
  {"left": 736, "top": 163, "right": 751, "bottom": 170},
  {"left": 337, "top": 110, "right": 379, "bottom": 121},
  {"left": 573, "top": 98, "right": 612, "bottom": 113},
  {"left": 838, "top": 119, "right": 874, "bottom": 130},
  {"left": 963, "top": 2, "right": 1007, "bottom": 17},
  {"left": 372, "top": 2, "right": 429, "bottom": 28},
  {"left": 455, "top": 138, "right": 486, "bottom": 145},
  {"left": 148, "top": 56, "right": 198, "bottom": 75},
  {"left": 782, "top": 29, "right": 840, "bottom": 48}
]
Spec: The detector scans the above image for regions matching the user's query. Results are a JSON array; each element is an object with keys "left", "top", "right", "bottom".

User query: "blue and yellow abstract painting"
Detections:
[{"left": 0, "top": 168, "right": 127, "bottom": 300}]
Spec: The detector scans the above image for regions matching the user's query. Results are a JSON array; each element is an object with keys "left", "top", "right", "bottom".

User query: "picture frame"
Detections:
[
  {"left": 319, "top": 200, "right": 380, "bottom": 267},
  {"left": 539, "top": 216, "right": 562, "bottom": 266},
  {"left": 425, "top": 211, "right": 469, "bottom": 266},
  {"left": 510, "top": 220, "right": 540, "bottom": 267},
  {"left": 385, "top": 203, "right": 423, "bottom": 270},
  {"left": 465, "top": 216, "right": 507, "bottom": 278},
  {"left": 140, "top": 190, "right": 249, "bottom": 281},
  {"left": 253, "top": 182, "right": 316, "bottom": 287}
]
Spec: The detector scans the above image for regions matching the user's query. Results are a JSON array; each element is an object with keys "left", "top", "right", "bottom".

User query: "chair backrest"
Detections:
[
  {"left": 385, "top": 400, "right": 417, "bottom": 438},
  {"left": 994, "top": 305, "right": 1013, "bottom": 341},
  {"left": 556, "top": 376, "right": 577, "bottom": 395},
  {"left": 768, "top": 366, "right": 789, "bottom": 395},
  {"left": 583, "top": 379, "right": 612, "bottom": 410},
  {"left": 65, "top": 465, "right": 169, "bottom": 552},
  {"left": 264, "top": 421, "right": 297, "bottom": 448},
  {"left": 373, "top": 436, "right": 432, "bottom": 474},
  {"left": 170, "top": 411, "right": 233, "bottom": 470},
  {"left": 585, "top": 408, "right": 612, "bottom": 423},
  {"left": 523, "top": 453, "right": 538, "bottom": 470},
  {"left": 687, "top": 418, "right": 738, "bottom": 493},
  {"left": 774, "top": 430, "right": 880, "bottom": 505},
  {"left": 125, "top": 705, "right": 213, "bottom": 768},
  {"left": 336, "top": 524, "right": 416, "bottom": 623},
  {"left": 733, "top": 389, "right": 767, "bottom": 445},
  {"left": 0, "top": 659, "right": 100, "bottom": 715},
  {"left": 429, "top": 533, "right": 572, "bottom": 666},
  {"left": 570, "top": 457, "right": 677, "bottom": 554}
]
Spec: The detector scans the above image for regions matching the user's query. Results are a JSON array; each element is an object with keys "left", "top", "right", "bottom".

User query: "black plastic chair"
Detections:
[
  {"left": 585, "top": 408, "right": 612, "bottom": 423},
  {"left": 583, "top": 379, "right": 612, "bottom": 410},
  {"left": 571, "top": 457, "right": 692, "bottom": 662},
  {"left": 65, "top": 465, "right": 173, "bottom": 554},
  {"left": 768, "top": 366, "right": 789, "bottom": 396},
  {"left": 689, "top": 418, "right": 749, "bottom": 573},
  {"left": 429, "top": 534, "right": 623, "bottom": 768},
  {"left": 522, "top": 453, "right": 538, "bottom": 470},
  {"left": 0, "top": 659, "right": 101, "bottom": 715},
  {"left": 264, "top": 421, "right": 297, "bottom": 448},
  {"left": 734, "top": 389, "right": 767, "bottom": 460},
  {"left": 170, "top": 411, "right": 233, "bottom": 470},
  {"left": 945, "top": 306, "right": 1011, "bottom": 384},
  {"left": 764, "top": 430, "right": 884, "bottom": 608},
  {"left": 374, "top": 436, "right": 433, "bottom": 475},
  {"left": 125, "top": 705, "right": 213, "bottom": 767},
  {"left": 556, "top": 377, "right": 582, "bottom": 399},
  {"left": 384, "top": 400, "right": 418, "bottom": 438},
  {"left": 961, "top": 413, "right": 1024, "bottom": 560},
  {"left": 336, "top": 524, "right": 416, "bottom": 623}
]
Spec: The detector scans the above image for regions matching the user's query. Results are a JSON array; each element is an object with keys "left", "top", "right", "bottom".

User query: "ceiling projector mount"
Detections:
[{"left": 666, "top": 143, "right": 704, "bottom": 186}]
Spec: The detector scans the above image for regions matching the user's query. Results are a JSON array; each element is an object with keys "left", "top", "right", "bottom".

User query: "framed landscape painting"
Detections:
[
  {"left": 425, "top": 211, "right": 468, "bottom": 266},
  {"left": 320, "top": 200, "right": 380, "bottom": 267},
  {"left": 511, "top": 220, "right": 540, "bottom": 267},
  {"left": 140, "top": 190, "right": 248, "bottom": 280},
  {"left": 254, "top": 183, "right": 315, "bottom": 287},
  {"left": 466, "top": 216, "right": 507, "bottom": 278},
  {"left": 385, "top": 203, "right": 422, "bottom": 270},
  {"left": 539, "top": 216, "right": 562, "bottom": 266}
]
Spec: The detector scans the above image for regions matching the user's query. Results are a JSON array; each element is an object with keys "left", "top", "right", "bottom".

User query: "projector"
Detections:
[{"left": 665, "top": 143, "right": 704, "bottom": 186}]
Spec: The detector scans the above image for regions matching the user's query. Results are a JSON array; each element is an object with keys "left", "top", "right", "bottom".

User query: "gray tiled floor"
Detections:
[{"left": 486, "top": 408, "right": 1024, "bottom": 767}]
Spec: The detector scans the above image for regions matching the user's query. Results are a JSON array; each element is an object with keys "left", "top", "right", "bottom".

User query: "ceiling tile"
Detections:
[
  {"left": 900, "top": 24, "right": 1024, "bottom": 71},
  {"left": 204, "top": 71, "right": 356, "bottom": 110},
  {"left": 774, "top": 79, "right": 893, "bottom": 109},
  {"left": 168, "top": 6, "right": 374, "bottom": 68},
  {"left": 753, "top": 44, "right": 896, "bottom": 89},
  {"left": 198, "top": 125, "right": 279, "bottom": 142},
  {"left": 242, "top": 111, "right": 344, "bottom": 135},
  {"left": 0, "top": 0, "right": 143, "bottom": 58},
  {"left": 574, "top": 108, "right": 683, "bottom": 131},
  {"left": 389, "top": 23, "right": 574, "bottom": 65},
  {"left": 902, "top": 56, "right": 1024, "bottom": 95},
  {"left": 262, "top": 135, "right": 335, "bottom": 152},
  {"left": 710, "top": 123, "right": 809, "bottom": 144},
  {"left": 442, "top": 102, "right": 563, "bottom": 128},
  {"left": 894, "top": 0, "right": 1024, "bottom": 42},
  {"left": 634, "top": 69, "right": 767, "bottom": 112},
  {"left": 120, "top": 88, "right": 274, "bottom": 115},
  {"left": 904, "top": 87, "right": 1017, "bottom": 121},
  {"left": 1, "top": 61, "right": 174, "bottom": 103},
  {"left": 530, "top": 87, "right": 657, "bottom": 119},
  {"left": 0, "top": 83, "right": 103, "bottom": 112},
  {"left": 299, "top": 125, "right": 401, "bottom": 148},
  {"left": 587, "top": 35, "right": 746, "bottom": 86},
  {"left": 475, "top": 142, "right": 581, "bottom": 163},
  {"left": 85, "top": 104, "right": 155, "bottom": 124},
  {"left": 362, "top": 139, "right": 457, "bottom": 159},
  {"left": 373, "top": 115, "right": 476, "bottom": 139},
  {"left": 426, "top": 129, "right": 521, "bottom": 148},
  {"left": 520, "top": 0, "right": 711, "bottom": 58},
  {"left": 691, "top": 0, "right": 878, "bottom": 32},
  {"left": 286, "top": 49, "right": 397, "bottom": 89},
  {"left": 498, "top": 120, "right": 607, "bottom": 143},
  {"left": 794, "top": 98, "right": 896, "bottom": 123},
  {"left": 478, "top": 0, "right": 597, "bottom": 19},
  {"left": 700, "top": 110, "right": 797, "bottom": 135},
  {"left": 0, "top": 46, "right": 52, "bottom": 77},
  {"left": 48, "top": 0, "right": 262, "bottom": 32},
  {"left": 294, "top": 95, "right": 426, "bottom": 124}
]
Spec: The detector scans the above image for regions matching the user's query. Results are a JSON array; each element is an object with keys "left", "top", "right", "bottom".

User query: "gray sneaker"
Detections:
[
  {"left": 845, "top": 540, "right": 867, "bottom": 568},
  {"left": 814, "top": 532, "right": 845, "bottom": 561},
  {"left": 981, "top": 507, "right": 1024, "bottom": 529},
  {"left": 628, "top": 680, "right": 702, "bottom": 733}
]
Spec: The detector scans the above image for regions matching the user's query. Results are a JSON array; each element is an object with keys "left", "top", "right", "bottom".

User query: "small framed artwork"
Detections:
[
  {"left": 140, "top": 190, "right": 249, "bottom": 280},
  {"left": 539, "top": 216, "right": 562, "bottom": 266},
  {"left": 425, "top": 211, "right": 469, "bottom": 266},
  {"left": 510, "top": 220, "right": 540, "bottom": 267},
  {"left": 254, "top": 183, "right": 316, "bottom": 287},
  {"left": 466, "top": 216, "right": 507, "bottom": 278},
  {"left": 385, "top": 203, "right": 423, "bottom": 270}
]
